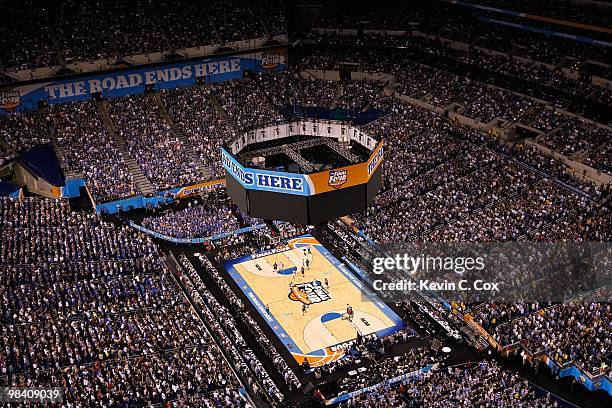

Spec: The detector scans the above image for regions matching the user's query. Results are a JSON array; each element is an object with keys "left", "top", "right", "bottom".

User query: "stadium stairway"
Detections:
[
  {"left": 48, "top": 25, "right": 66, "bottom": 67},
  {"left": 209, "top": 90, "right": 240, "bottom": 132},
  {"left": 329, "top": 81, "right": 343, "bottom": 109},
  {"left": 150, "top": 93, "right": 212, "bottom": 180},
  {"left": 570, "top": 148, "right": 589, "bottom": 161},
  {"left": 252, "top": 74, "right": 295, "bottom": 122},
  {"left": 205, "top": 9, "right": 224, "bottom": 44},
  {"left": 50, "top": 136, "right": 79, "bottom": 179},
  {"left": 95, "top": 101, "right": 155, "bottom": 195}
]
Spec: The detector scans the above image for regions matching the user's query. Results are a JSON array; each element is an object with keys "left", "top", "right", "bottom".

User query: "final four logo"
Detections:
[
  {"left": 289, "top": 280, "right": 331, "bottom": 305},
  {"left": 328, "top": 169, "right": 347, "bottom": 189},
  {"left": 0, "top": 90, "right": 21, "bottom": 111},
  {"left": 261, "top": 52, "right": 282, "bottom": 69}
]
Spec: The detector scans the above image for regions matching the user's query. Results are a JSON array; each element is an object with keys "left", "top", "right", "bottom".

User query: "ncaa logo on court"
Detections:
[
  {"left": 328, "top": 169, "right": 347, "bottom": 189},
  {"left": 289, "top": 280, "right": 331, "bottom": 305}
]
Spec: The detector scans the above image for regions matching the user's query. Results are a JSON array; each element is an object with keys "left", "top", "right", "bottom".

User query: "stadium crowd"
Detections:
[
  {"left": 489, "top": 302, "right": 610, "bottom": 374},
  {"left": 403, "top": 362, "right": 557, "bottom": 407},
  {"left": 335, "top": 81, "right": 384, "bottom": 112},
  {"left": 108, "top": 93, "right": 205, "bottom": 190},
  {"left": 3, "top": 64, "right": 606, "bottom": 207},
  {"left": 214, "top": 78, "right": 285, "bottom": 132},
  {"left": 304, "top": 30, "right": 609, "bottom": 122},
  {"left": 339, "top": 361, "right": 557, "bottom": 407},
  {"left": 352, "top": 102, "right": 609, "bottom": 244},
  {"left": 160, "top": 86, "right": 234, "bottom": 179},
  {"left": 0, "top": 2, "right": 610, "bottom": 406},
  {"left": 0, "top": 197, "right": 250, "bottom": 406},
  {"left": 190, "top": 254, "right": 301, "bottom": 390},
  {"left": 49, "top": 101, "right": 136, "bottom": 202},
  {"left": 175, "top": 255, "right": 283, "bottom": 402},
  {"left": 141, "top": 194, "right": 241, "bottom": 239},
  {"left": 0, "top": 110, "right": 51, "bottom": 166},
  {"left": 0, "top": 0, "right": 287, "bottom": 71}
]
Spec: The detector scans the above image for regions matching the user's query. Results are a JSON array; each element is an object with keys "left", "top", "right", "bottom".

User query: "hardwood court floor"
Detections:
[{"left": 227, "top": 236, "right": 401, "bottom": 358}]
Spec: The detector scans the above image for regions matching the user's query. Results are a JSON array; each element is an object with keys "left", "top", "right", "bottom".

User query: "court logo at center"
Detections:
[
  {"left": 328, "top": 169, "right": 347, "bottom": 189},
  {"left": 289, "top": 280, "right": 331, "bottom": 305}
]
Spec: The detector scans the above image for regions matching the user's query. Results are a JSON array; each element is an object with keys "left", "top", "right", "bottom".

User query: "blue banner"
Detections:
[
  {"left": 0, "top": 50, "right": 286, "bottom": 114},
  {"left": 478, "top": 16, "right": 612, "bottom": 48},
  {"left": 62, "top": 178, "right": 86, "bottom": 198},
  {"left": 545, "top": 358, "right": 612, "bottom": 396},
  {"left": 221, "top": 147, "right": 311, "bottom": 196}
]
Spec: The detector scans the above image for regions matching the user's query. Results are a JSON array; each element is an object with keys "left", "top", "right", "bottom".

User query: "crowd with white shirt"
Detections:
[
  {"left": 340, "top": 362, "right": 556, "bottom": 407},
  {"left": 351, "top": 102, "right": 609, "bottom": 245},
  {"left": 141, "top": 195, "right": 241, "bottom": 239},
  {"left": 490, "top": 302, "right": 610, "bottom": 374},
  {"left": 404, "top": 362, "right": 556, "bottom": 407},
  {"left": 0, "top": 197, "right": 250, "bottom": 407}
]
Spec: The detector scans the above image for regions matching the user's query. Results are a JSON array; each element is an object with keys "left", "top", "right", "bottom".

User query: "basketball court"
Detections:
[{"left": 224, "top": 234, "right": 404, "bottom": 367}]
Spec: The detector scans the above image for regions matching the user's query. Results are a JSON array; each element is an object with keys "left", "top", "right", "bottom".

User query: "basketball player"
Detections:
[
  {"left": 301, "top": 266, "right": 305, "bottom": 278},
  {"left": 302, "top": 304, "right": 307, "bottom": 315},
  {"left": 325, "top": 277, "right": 329, "bottom": 289},
  {"left": 347, "top": 304, "right": 354, "bottom": 321},
  {"left": 306, "top": 258, "right": 310, "bottom": 269},
  {"left": 273, "top": 262, "right": 278, "bottom": 272}
]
